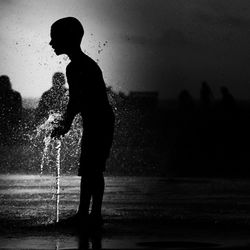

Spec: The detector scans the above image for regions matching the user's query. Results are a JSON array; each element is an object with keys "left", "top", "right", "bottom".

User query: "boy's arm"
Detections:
[
  {"left": 51, "top": 94, "right": 79, "bottom": 138},
  {"left": 61, "top": 96, "right": 79, "bottom": 131},
  {"left": 51, "top": 65, "right": 81, "bottom": 138}
]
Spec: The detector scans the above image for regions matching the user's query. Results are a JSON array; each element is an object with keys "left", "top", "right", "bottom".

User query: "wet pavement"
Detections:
[{"left": 1, "top": 175, "right": 250, "bottom": 249}]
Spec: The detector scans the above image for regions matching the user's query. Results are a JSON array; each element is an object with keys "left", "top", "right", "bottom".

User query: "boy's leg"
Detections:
[
  {"left": 90, "top": 171, "right": 105, "bottom": 217},
  {"left": 78, "top": 177, "right": 91, "bottom": 218},
  {"left": 91, "top": 172, "right": 105, "bottom": 216}
]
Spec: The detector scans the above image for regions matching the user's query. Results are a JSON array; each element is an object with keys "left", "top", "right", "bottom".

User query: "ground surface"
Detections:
[{"left": 1, "top": 175, "right": 250, "bottom": 249}]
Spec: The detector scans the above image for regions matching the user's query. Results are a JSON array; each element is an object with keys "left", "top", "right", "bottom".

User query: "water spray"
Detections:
[
  {"left": 31, "top": 111, "right": 82, "bottom": 224},
  {"left": 55, "top": 139, "right": 61, "bottom": 223},
  {"left": 40, "top": 136, "right": 51, "bottom": 175},
  {"left": 35, "top": 112, "right": 63, "bottom": 223}
]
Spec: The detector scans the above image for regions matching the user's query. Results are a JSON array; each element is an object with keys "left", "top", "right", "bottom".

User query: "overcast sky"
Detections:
[{"left": 1, "top": 0, "right": 250, "bottom": 99}]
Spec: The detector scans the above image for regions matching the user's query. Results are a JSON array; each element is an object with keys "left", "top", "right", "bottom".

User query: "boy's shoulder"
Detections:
[{"left": 67, "top": 53, "right": 100, "bottom": 72}]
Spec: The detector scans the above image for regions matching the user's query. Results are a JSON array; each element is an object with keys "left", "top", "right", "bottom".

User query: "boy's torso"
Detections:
[{"left": 66, "top": 53, "right": 113, "bottom": 125}]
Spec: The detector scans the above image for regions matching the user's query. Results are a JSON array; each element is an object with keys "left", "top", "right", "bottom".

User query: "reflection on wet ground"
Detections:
[{"left": 1, "top": 175, "right": 250, "bottom": 249}]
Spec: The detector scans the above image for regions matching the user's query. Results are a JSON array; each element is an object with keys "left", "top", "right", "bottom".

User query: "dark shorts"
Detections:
[
  {"left": 78, "top": 114, "right": 115, "bottom": 176},
  {"left": 78, "top": 157, "right": 107, "bottom": 176}
]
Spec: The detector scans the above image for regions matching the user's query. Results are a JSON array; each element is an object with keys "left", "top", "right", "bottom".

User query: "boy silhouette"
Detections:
[{"left": 50, "top": 17, "right": 115, "bottom": 227}]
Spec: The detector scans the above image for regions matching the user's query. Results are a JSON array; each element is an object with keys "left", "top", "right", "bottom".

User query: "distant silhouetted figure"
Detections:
[
  {"left": 216, "top": 86, "right": 238, "bottom": 168},
  {"left": 219, "top": 86, "right": 236, "bottom": 113},
  {"left": 0, "top": 75, "right": 22, "bottom": 143},
  {"left": 178, "top": 89, "right": 195, "bottom": 112},
  {"left": 200, "top": 81, "right": 214, "bottom": 110},
  {"left": 50, "top": 17, "right": 115, "bottom": 227},
  {"left": 36, "top": 72, "right": 68, "bottom": 122}
]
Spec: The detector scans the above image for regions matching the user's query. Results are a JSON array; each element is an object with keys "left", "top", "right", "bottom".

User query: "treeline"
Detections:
[
  {"left": 158, "top": 82, "right": 250, "bottom": 177},
  {"left": 1, "top": 73, "right": 250, "bottom": 177}
]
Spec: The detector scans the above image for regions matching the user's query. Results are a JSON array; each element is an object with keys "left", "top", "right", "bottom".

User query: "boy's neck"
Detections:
[{"left": 67, "top": 47, "right": 83, "bottom": 61}]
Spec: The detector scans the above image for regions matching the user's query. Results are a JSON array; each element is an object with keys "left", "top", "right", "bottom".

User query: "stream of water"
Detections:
[{"left": 33, "top": 112, "right": 69, "bottom": 223}]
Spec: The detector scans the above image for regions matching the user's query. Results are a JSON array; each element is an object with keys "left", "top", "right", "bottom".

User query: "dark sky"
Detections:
[
  {"left": 110, "top": 0, "right": 250, "bottom": 99},
  {"left": 1, "top": 0, "right": 250, "bottom": 99}
]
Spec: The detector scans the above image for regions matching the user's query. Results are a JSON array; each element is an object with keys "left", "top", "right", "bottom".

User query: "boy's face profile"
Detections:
[
  {"left": 49, "top": 28, "right": 67, "bottom": 56},
  {"left": 49, "top": 17, "right": 84, "bottom": 56}
]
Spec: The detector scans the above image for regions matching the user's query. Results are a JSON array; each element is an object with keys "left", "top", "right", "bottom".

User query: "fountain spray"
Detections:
[
  {"left": 35, "top": 112, "right": 63, "bottom": 223},
  {"left": 32, "top": 111, "right": 82, "bottom": 224},
  {"left": 55, "top": 139, "right": 61, "bottom": 223}
]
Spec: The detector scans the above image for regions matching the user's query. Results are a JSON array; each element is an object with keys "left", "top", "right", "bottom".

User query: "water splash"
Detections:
[
  {"left": 40, "top": 136, "right": 51, "bottom": 175},
  {"left": 35, "top": 112, "right": 62, "bottom": 175},
  {"left": 34, "top": 112, "right": 62, "bottom": 222},
  {"left": 55, "top": 139, "right": 61, "bottom": 223},
  {"left": 24, "top": 111, "right": 83, "bottom": 223}
]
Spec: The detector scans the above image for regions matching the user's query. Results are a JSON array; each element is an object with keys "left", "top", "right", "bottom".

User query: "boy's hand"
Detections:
[{"left": 51, "top": 126, "right": 68, "bottom": 139}]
